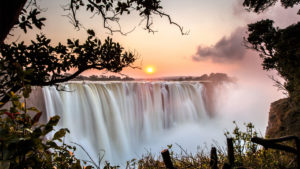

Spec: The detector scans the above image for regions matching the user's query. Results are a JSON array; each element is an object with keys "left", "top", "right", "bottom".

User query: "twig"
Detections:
[
  {"left": 268, "top": 75, "right": 288, "bottom": 96},
  {"left": 71, "top": 142, "right": 100, "bottom": 169}
]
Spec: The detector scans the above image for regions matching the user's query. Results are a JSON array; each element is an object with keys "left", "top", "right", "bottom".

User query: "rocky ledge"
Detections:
[{"left": 266, "top": 98, "right": 300, "bottom": 138}]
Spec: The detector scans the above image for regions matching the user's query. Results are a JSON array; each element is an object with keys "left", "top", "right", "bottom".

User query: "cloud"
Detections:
[{"left": 192, "top": 27, "right": 247, "bottom": 63}]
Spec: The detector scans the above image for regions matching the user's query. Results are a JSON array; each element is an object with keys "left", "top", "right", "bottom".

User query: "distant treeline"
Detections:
[
  {"left": 67, "top": 73, "right": 235, "bottom": 83},
  {"left": 67, "top": 74, "right": 135, "bottom": 81},
  {"left": 150, "top": 73, "right": 235, "bottom": 84},
  {"left": 148, "top": 73, "right": 236, "bottom": 84}
]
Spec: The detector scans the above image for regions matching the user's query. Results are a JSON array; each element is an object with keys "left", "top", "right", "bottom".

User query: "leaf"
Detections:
[
  {"left": 67, "top": 39, "right": 73, "bottom": 45},
  {"left": 25, "top": 128, "right": 33, "bottom": 133},
  {"left": 32, "top": 128, "right": 42, "bottom": 138},
  {"left": 32, "top": 112, "right": 42, "bottom": 124},
  {"left": 27, "top": 107, "right": 39, "bottom": 112},
  {"left": 87, "top": 29, "right": 95, "bottom": 36},
  {"left": 47, "top": 116, "right": 60, "bottom": 126},
  {"left": 10, "top": 91, "right": 15, "bottom": 96},
  {"left": 75, "top": 39, "right": 79, "bottom": 47},
  {"left": 46, "top": 140, "right": 59, "bottom": 149},
  {"left": 53, "top": 128, "right": 68, "bottom": 141},
  {"left": 43, "top": 116, "right": 60, "bottom": 135}
]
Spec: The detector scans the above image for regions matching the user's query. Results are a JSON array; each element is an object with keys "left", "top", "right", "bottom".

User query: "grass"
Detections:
[{"left": 105, "top": 122, "right": 297, "bottom": 169}]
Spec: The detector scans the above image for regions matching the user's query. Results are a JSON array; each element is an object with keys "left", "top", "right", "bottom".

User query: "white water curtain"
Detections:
[{"left": 42, "top": 81, "right": 208, "bottom": 164}]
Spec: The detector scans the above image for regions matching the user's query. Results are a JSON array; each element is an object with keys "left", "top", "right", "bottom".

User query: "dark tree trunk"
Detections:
[{"left": 0, "top": 0, "right": 27, "bottom": 43}]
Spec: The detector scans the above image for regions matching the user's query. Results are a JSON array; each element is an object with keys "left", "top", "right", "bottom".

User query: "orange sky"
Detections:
[{"left": 7, "top": 0, "right": 300, "bottom": 79}]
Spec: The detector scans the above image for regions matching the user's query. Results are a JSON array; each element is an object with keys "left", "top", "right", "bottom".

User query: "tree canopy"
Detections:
[
  {"left": 243, "top": 0, "right": 300, "bottom": 105},
  {"left": 0, "top": 0, "right": 184, "bottom": 105},
  {"left": 0, "top": 30, "right": 135, "bottom": 104},
  {"left": 243, "top": 0, "right": 300, "bottom": 13},
  {"left": 0, "top": 0, "right": 186, "bottom": 43}
]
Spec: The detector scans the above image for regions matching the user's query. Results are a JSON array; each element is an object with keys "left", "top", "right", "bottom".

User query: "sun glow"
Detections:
[{"left": 145, "top": 66, "right": 155, "bottom": 74}]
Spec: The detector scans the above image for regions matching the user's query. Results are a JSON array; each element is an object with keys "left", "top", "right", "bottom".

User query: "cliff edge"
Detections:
[{"left": 266, "top": 98, "right": 300, "bottom": 138}]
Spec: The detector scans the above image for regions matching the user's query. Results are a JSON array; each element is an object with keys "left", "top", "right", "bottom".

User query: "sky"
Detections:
[
  {"left": 7, "top": 0, "right": 299, "bottom": 79},
  {"left": 6, "top": 0, "right": 300, "bottom": 135}
]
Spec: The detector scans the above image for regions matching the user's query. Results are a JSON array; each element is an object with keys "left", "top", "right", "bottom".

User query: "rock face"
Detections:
[
  {"left": 202, "top": 82, "right": 217, "bottom": 117},
  {"left": 266, "top": 98, "right": 300, "bottom": 138}
]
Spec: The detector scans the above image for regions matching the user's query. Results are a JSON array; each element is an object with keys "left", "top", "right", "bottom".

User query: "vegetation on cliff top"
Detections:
[{"left": 244, "top": 0, "right": 300, "bottom": 108}]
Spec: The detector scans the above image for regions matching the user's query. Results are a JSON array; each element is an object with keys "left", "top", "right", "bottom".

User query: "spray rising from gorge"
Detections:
[{"left": 37, "top": 73, "right": 281, "bottom": 165}]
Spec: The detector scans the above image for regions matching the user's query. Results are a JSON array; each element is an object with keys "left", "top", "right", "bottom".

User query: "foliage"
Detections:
[
  {"left": 0, "top": 0, "right": 186, "bottom": 43},
  {"left": 224, "top": 121, "right": 258, "bottom": 166},
  {"left": 243, "top": 0, "right": 300, "bottom": 13},
  {"left": 0, "top": 0, "right": 185, "bottom": 107},
  {"left": 243, "top": 0, "right": 300, "bottom": 106},
  {"left": 224, "top": 122, "right": 295, "bottom": 168},
  {"left": 0, "top": 29, "right": 135, "bottom": 105},
  {"left": 0, "top": 92, "right": 92, "bottom": 169},
  {"left": 17, "top": 0, "right": 186, "bottom": 35},
  {"left": 246, "top": 19, "right": 300, "bottom": 105},
  {"left": 18, "top": 8, "right": 46, "bottom": 33},
  {"left": 126, "top": 122, "right": 295, "bottom": 169}
]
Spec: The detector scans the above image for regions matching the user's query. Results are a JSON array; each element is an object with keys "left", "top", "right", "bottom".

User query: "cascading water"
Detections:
[{"left": 42, "top": 81, "right": 210, "bottom": 164}]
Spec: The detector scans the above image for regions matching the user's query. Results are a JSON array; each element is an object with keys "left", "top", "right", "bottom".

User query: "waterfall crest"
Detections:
[{"left": 42, "top": 81, "right": 209, "bottom": 163}]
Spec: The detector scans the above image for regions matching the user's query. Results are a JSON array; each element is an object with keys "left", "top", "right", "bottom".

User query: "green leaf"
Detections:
[
  {"left": 47, "top": 116, "right": 60, "bottom": 126},
  {"left": 46, "top": 141, "right": 59, "bottom": 149},
  {"left": 32, "top": 128, "right": 42, "bottom": 138},
  {"left": 43, "top": 116, "right": 60, "bottom": 135},
  {"left": 53, "top": 128, "right": 68, "bottom": 141}
]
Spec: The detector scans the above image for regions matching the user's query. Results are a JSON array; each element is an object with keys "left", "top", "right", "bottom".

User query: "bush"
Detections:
[
  {"left": 224, "top": 121, "right": 295, "bottom": 168},
  {"left": 0, "top": 92, "right": 92, "bottom": 169},
  {"left": 134, "top": 122, "right": 295, "bottom": 169}
]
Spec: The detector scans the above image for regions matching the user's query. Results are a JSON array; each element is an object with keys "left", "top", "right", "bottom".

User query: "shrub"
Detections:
[{"left": 0, "top": 92, "right": 92, "bottom": 169}]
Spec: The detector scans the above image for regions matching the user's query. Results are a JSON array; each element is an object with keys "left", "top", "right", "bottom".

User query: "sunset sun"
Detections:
[{"left": 145, "top": 66, "right": 155, "bottom": 74}]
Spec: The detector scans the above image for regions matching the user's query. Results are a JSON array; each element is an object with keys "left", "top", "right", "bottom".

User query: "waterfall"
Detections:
[{"left": 42, "top": 81, "right": 210, "bottom": 164}]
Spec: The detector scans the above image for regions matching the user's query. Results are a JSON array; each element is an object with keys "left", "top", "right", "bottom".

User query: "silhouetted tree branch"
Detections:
[
  {"left": 243, "top": 0, "right": 300, "bottom": 13},
  {"left": 0, "top": 29, "right": 135, "bottom": 105},
  {"left": 0, "top": 0, "right": 187, "bottom": 44},
  {"left": 0, "top": 0, "right": 187, "bottom": 107}
]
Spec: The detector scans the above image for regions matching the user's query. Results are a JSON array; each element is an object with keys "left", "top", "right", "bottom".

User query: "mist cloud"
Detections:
[{"left": 192, "top": 27, "right": 247, "bottom": 63}]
